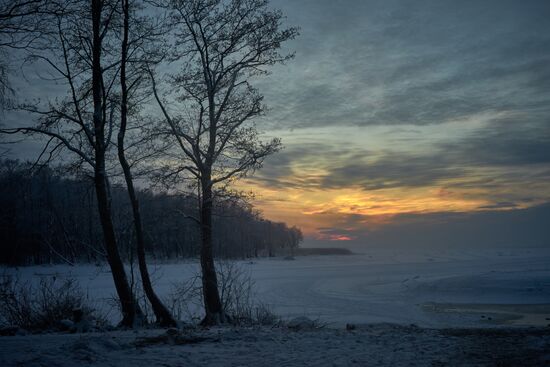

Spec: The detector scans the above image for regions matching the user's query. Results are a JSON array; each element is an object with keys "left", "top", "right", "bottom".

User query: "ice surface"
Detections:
[{"left": 2, "top": 247, "right": 549, "bottom": 328}]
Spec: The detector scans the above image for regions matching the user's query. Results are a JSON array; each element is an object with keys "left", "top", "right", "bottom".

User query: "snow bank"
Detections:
[{"left": 0, "top": 324, "right": 549, "bottom": 366}]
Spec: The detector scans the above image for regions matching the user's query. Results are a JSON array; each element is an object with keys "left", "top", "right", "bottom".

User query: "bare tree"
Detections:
[
  {"left": 151, "top": 0, "right": 297, "bottom": 325},
  {"left": 117, "top": 0, "right": 176, "bottom": 326},
  {"left": 0, "top": 0, "right": 143, "bottom": 327}
]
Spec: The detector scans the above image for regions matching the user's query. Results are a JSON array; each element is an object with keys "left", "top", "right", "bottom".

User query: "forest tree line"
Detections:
[{"left": 0, "top": 160, "right": 303, "bottom": 266}]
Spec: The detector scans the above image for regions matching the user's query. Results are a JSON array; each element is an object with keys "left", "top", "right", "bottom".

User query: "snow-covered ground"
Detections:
[
  {"left": 3, "top": 246, "right": 550, "bottom": 328},
  {"left": 1, "top": 324, "right": 550, "bottom": 367},
  {"left": 1, "top": 247, "right": 550, "bottom": 366}
]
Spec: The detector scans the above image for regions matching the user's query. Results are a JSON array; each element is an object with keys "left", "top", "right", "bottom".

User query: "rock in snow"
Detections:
[
  {"left": 287, "top": 316, "right": 316, "bottom": 330},
  {"left": 58, "top": 319, "right": 75, "bottom": 331}
]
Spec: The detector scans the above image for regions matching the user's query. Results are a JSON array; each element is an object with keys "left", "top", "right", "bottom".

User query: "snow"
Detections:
[
  {"left": 2, "top": 247, "right": 550, "bottom": 328},
  {"left": 1, "top": 324, "right": 549, "bottom": 366},
  {"left": 1, "top": 247, "right": 550, "bottom": 366}
]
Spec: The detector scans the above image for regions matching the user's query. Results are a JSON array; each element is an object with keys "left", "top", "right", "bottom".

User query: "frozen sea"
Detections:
[{"left": 3, "top": 246, "right": 550, "bottom": 328}]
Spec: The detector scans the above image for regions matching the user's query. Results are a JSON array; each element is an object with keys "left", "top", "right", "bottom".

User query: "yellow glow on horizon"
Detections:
[
  {"left": 237, "top": 162, "right": 550, "bottom": 240},
  {"left": 234, "top": 121, "right": 550, "bottom": 241},
  {"left": 240, "top": 179, "right": 492, "bottom": 237}
]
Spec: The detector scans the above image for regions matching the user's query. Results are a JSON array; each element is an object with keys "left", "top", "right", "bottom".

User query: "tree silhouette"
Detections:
[
  {"left": 151, "top": 0, "right": 297, "bottom": 324},
  {"left": 0, "top": 0, "right": 143, "bottom": 327}
]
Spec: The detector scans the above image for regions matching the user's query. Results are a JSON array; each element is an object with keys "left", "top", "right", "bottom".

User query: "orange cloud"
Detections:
[
  {"left": 238, "top": 156, "right": 550, "bottom": 242},
  {"left": 327, "top": 235, "right": 353, "bottom": 241}
]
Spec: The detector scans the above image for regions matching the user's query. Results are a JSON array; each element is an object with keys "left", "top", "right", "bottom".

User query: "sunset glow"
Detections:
[
  {"left": 4, "top": 0, "right": 549, "bottom": 249},
  {"left": 239, "top": 122, "right": 550, "bottom": 245}
]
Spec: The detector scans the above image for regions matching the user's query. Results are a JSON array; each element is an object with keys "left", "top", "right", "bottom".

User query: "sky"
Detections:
[
  {"left": 3, "top": 0, "right": 550, "bottom": 249},
  {"left": 239, "top": 0, "right": 550, "bottom": 248}
]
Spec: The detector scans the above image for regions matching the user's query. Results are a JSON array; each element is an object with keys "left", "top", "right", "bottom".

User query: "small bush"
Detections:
[
  {"left": 168, "top": 273, "right": 203, "bottom": 323},
  {"left": 217, "top": 261, "right": 279, "bottom": 326},
  {"left": 251, "top": 303, "right": 280, "bottom": 326},
  {"left": 0, "top": 274, "right": 102, "bottom": 331},
  {"left": 169, "top": 261, "right": 280, "bottom": 326}
]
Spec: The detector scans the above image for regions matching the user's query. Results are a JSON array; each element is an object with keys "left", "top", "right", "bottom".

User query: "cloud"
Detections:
[
  {"left": 478, "top": 202, "right": 518, "bottom": 210},
  {"left": 251, "top": 98, "right": 550, "bottom": 199},
  {"left": 306, "top": 202, "right": 550, "bottom": 249},
  {"left": 260, "top": 0, "right": 550, "bottom": 129},
  {"left": 250, "top": 1, "right": 550, "bottom": 246},
  {"left": 252, "top": 142, "right": 374, "bottom": 189},
  {"left": 316, "top": 227, "right": 356, "bottom": 241},
  {"left": 321, "top": 153, "right": 464, "bottom": 190},
  {"left": 441, "top": 115, "right": 550, "bottom": 167}
]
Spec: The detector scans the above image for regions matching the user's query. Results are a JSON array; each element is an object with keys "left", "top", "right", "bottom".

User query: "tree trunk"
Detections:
[
  {"left": 93, "top": 161, "right": 141, "bottom": 326},
  {"left": 199, "top": 180, "right": 226, "bottom": 325},
  {"left": 117, "top": 153, "right": 176, "bottom": 326},
  {"left": 117, "top": 0, "right": 176, "bottom": 328},
  {"left": 91, "top": 0, "right": 140, "bottom": 328}
]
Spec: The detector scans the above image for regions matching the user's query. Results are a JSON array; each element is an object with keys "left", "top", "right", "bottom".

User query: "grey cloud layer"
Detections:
[
  {"left": 261, "top": 0, "right": 550, "bottom": 128},
  {"left": 253, "top": 115, "right": 550, "bottom": 204},
  {"left": 312, "top": 202, "right": 550, "bottom": 249},
  {"left": 441, "top": 116, "right": 550, "bottom": 167},
  {"left": 254, "top": 0, "right": 550, "bottom": 203}
]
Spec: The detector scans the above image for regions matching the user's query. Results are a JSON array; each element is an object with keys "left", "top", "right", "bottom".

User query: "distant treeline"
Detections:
[
  {"left": 0, "top": 160, "right": 303, "bottom": 265},
  {"left": 293, "top": 248, "right": 352, "bottom": 256}
]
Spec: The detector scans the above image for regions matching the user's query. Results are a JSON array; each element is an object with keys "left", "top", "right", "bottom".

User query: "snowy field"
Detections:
[
  {"left": 1, "top": 247, "right": 550, "bottom": 366},
  {"left": 1, "top": 324, "right": 549, "bottom": 366},
  {"left": 2, "top": 246, "right": 550, "bottom": 328}
]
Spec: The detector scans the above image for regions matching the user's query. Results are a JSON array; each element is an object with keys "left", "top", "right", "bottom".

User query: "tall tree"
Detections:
[
  {"left": 117, "top": 0, "right": 176, "bottom": 326},
  {"left": 0, "top": 0, "right": 142, "bottom": 327},
  {"left": 151, "top": 0, "right": 297, "bottom": 324}
]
